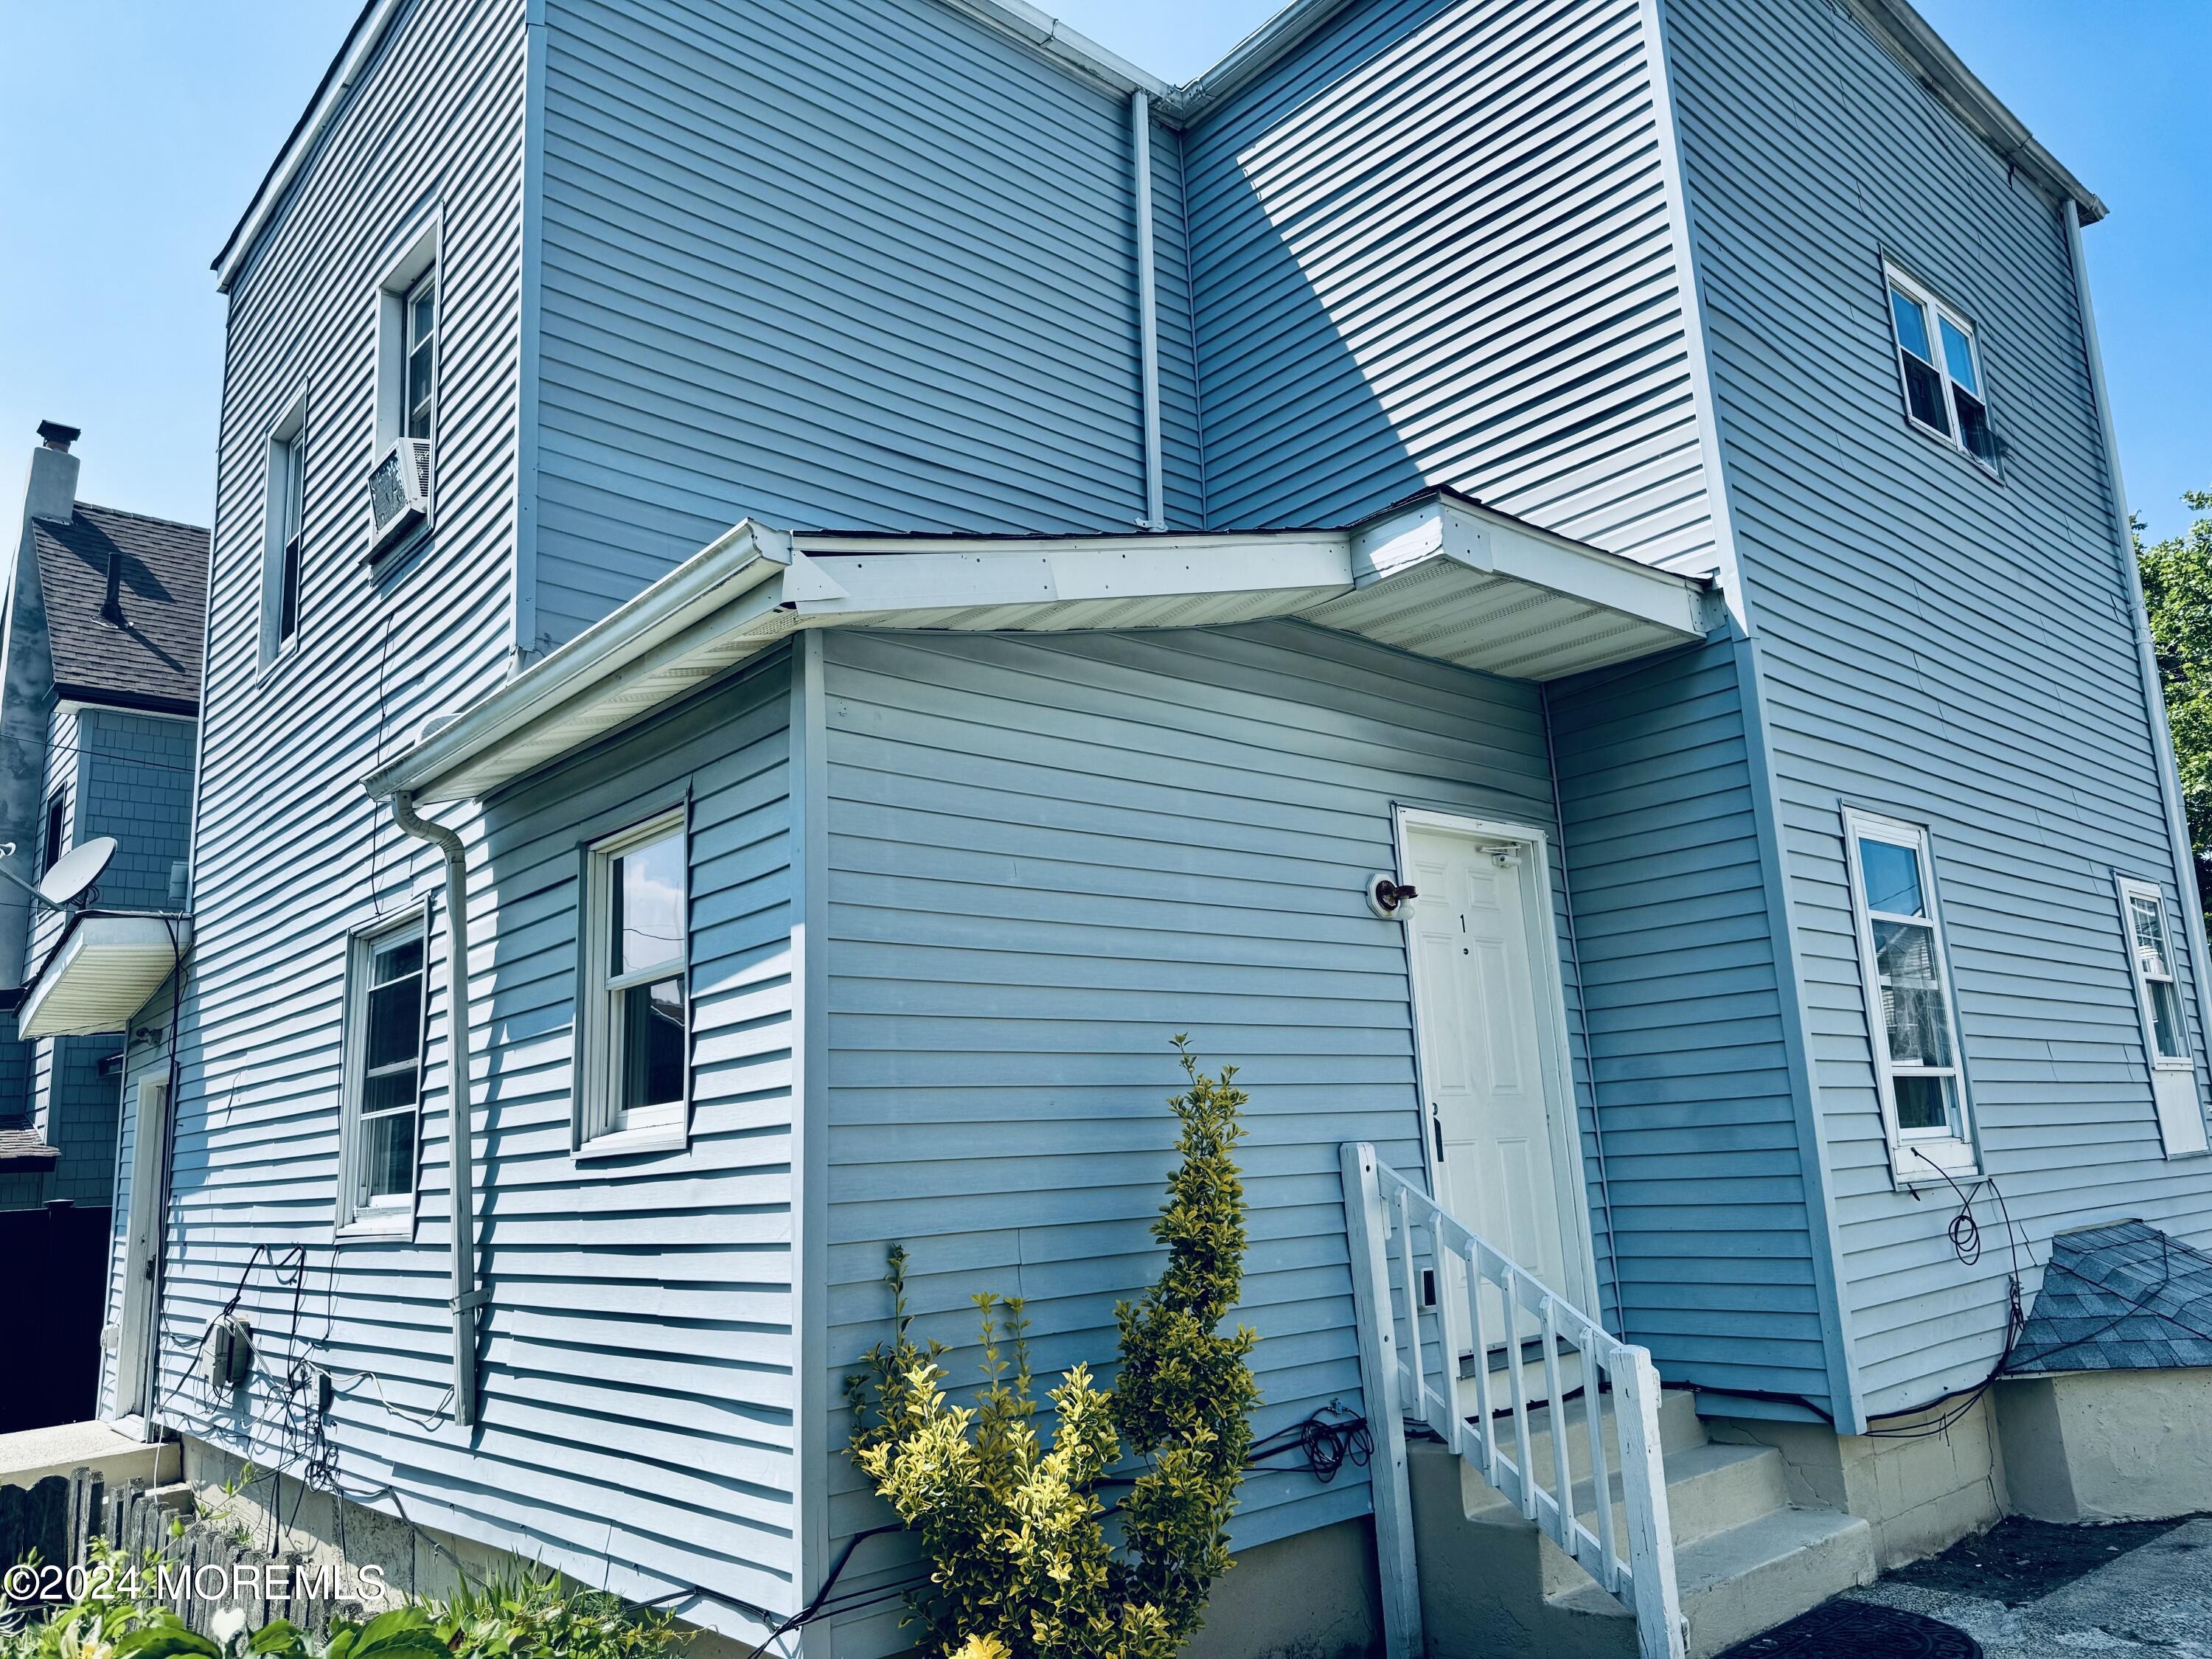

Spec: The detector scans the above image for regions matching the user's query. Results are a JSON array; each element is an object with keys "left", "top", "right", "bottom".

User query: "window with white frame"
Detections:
[
  {"left": 577, "top": 812, "right": 689, "bottom": 1149},
  {"left": 1843, "top": 810, "right": 1976, "bottom": 1175},
  {"left": 2116, "top": 876, "right": 2209, "bottom": 1157},
  {"left": 2121, "top": 880, "right": 2189, "bottom": 1066},
  {"left": 262, "top": 400, "right": 307, "bottom": 661},
  {"left": 341, "top": 913, "right": 428, "bottom": 1226},
  {"left": 402, "top": 271, "right": 437, "bottom": 442},
  {"left": 1885, "top": 266, "right": 1997, "bottom": 470}
]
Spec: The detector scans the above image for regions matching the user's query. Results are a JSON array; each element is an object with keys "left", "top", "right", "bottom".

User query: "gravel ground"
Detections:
[{"left": 1848, "top": 1515, "right": 2212, "bottom": 1658}]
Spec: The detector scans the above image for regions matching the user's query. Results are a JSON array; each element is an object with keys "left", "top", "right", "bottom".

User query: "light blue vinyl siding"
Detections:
[
  {"left": 1550, "top": 638, "right": 1836, "bottom": 1413},
  {"left": 814, "top": 622, "right": 1603, "bottom": 1652},
  {"left": 164, "top": 646, "right": 797, "bottom": 1629},
  {"left": 1665, "top": 0, "right": 2212, "bottom": 1415},
  {"left": 1181, "top": 0, "right": 1718, "bottom": 571},
  {"left": 530, "top": 0, "right": 1180, "bottom": 649}
]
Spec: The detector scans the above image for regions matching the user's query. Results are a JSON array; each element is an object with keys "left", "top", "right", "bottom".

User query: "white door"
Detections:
[
  {"left": 110, "top": 1079, "right": 167, "bottom": 1422},
  {"left": 1404, "top": 824, "right": 1581, "bottom": 1394}
]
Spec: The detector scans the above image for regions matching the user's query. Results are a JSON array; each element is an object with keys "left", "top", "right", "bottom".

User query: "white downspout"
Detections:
[
  {"left": 2064, "top": 198, "right": 2212, "bottom": 1065},
  {"left": 388, "top": 790, "right": 482, "bottom": 1428},
  {"left": 1132, "top": 89, "right": 1166, "bottom": 532}
]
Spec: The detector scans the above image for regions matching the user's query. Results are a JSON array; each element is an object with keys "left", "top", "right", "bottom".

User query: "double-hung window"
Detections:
[
  {"left": 403, "top": 272, "right": 437, "bottom": 442},
  {"left": 262, "top": 397, "right": 307, "bottom": 664},
  {"left": 275, "top": 428, "right": 305, "bottom": 646},
  {"left": 1843, "top": 810, "right": 1975, "bottom": 1177},
  {"left": 1885, "top": 266, "right": 1997, "bottom": 470},
  {"left": 2117, "top": 877, "right": 2208, "bottom": 1156},
  {"left": 577, "top": 812, "right": 689, "bottom": 1152},
  {"left": 340, "top": 912, "right": 428, "bottom": 1229}
]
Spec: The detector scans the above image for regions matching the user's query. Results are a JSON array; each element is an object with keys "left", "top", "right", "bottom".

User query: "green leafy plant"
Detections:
[
  {"left": 846, "top": 1038, "right": 1259, "bottom": 1659},
  {"left": 0, "top": 1541, "right": 166, "bottom": 1659}
]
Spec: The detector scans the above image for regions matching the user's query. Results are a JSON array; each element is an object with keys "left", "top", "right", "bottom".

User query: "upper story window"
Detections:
[
  {"left": 339, "top": 909, "right": 428, "bottom": 1231},
  {"left": 577, "top": 811, "right": 690, "bottom": 1155},
  {"left": 2116, "top": 876, "right": 2208, "bottom": 1158},
  {"left": 1885, "top": 266, "right": 1997, "bottom": 471},
  {"left": 262, "top": 397, "right": 307, "bottom": 664},
  {"left": 403, "top": 273, "right": 437, "bottom": 442},
  {"left": 1843, "top": 809, "right": 1977, "bottom": 1179},
  {"left": 40, "top": 789, "right": 67, "bottom": 876},
  {"left": 370, "top": 218, "right": 439, "bottom": 556}
]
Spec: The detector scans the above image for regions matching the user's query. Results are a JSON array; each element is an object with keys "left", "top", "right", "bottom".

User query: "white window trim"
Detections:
[
  {"left": 1842, "top": 808, "right": 1980, "bottom": 1184},
  {"left": 260, "top": 393, "right": 308, "bottom": 669},
  {"left": 2115, "top": 874, "right": 2210, "bottom": 1158},
  {"left": 1883, "top": 262, "right": 1999, "bottom": 477},
  {"left": 370, "top": 212, "right": 440, "bottom": 553},
  {"left": 335, "top": 902, "right": 433, "bottom": 1237},
  {"left": 575, "top": 807, "right": 692, "bottom": 1159}
]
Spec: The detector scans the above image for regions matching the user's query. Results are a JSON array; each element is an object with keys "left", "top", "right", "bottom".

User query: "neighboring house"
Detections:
[
  {"left": 0, "top": 422, "right": 204, "bottom": 1434},
  {"left": 0, "top": 422, "right": 204, "bottom": 1209},
  {"left": 100, "top": 1, "right": 2212, "bottom": 1657}
]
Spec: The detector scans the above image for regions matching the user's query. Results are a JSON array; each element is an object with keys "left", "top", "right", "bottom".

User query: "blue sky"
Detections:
[{"left": 4, "top": 1, "right": 2203, "bottom": 538}]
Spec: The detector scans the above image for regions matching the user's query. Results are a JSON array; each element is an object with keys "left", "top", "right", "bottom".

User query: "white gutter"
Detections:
[
  {"left": 387, "top": 790, "right": 482, "bottom": 1430},
  {"left": 2064, "top": 199, "right": 2212, "bottom": 1074},
  {"left": 923, "top": 0, "right": 1166, "bottom": 94},
  {"left": 212, "top": 0, "right": 406, "bottom": 292},
  {"left": 1132, "top": 90, "right": 1166, "bottom": 532},
  {"left": 363, "top": 520, "right": 791, "bottom": 801}
]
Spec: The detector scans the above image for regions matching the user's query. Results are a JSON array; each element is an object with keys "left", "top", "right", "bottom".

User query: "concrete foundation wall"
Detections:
[
  {"left": 1996, "top": 1368, "right": 2212, "bottom": 1524},
  {"left": 181, "top": 1435, "right": 1371, "bottom": 1659},
  {"left": 1183, "top": 1517, "right": 1382, "bottom": 1659},
  {"left": 1705, "top": 1397, "right": 2007, "bottom": 1569}
]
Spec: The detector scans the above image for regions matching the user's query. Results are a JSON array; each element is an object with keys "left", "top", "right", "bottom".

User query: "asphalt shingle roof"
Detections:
[
  {"left": 0, "top": 1126, "right": 58, "bottom": 1169},
  {"left": 29, "top": 501, "right": 209, "bottom": 714},
  {"left": 2004, "top": 1219, "right": 2212, "bottom": 1375}
]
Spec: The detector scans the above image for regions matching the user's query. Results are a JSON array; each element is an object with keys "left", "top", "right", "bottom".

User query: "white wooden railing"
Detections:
[{"left": 1340, "top": 1142, "right": 1685, "bottom": 1659}]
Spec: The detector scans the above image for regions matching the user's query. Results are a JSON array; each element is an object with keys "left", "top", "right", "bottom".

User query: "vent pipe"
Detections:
[
  {"left": 1132, "top": 90, "right": 1165, "bottom": 532},
  {"left": 101, "top": 551, "right": 125, "bottom": 627}
]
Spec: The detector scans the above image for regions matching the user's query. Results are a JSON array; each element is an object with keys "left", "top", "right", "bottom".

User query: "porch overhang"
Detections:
[
  {"left": 18, "top": 914, "right": 189, "bottom": 1040},
  {"left": 366, "top": 490, "right": 1713, "bottom": 805}
]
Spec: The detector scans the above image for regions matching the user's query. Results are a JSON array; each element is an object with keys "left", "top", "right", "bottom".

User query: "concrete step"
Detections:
[
  {"left": 1568, "top": 1440, "right": 1793, "bottom": 1554},
  {"left": 1458, "top": 1388, "right": 1707, "bottom": 1519},
  {"left": 1550, "top": 1505, "right": 1877, "bottom": 1659}
]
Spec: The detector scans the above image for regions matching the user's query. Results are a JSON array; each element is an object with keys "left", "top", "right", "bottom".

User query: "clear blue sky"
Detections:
[{"left": 4, "top": 1, "right": 2204, "bottom": 538}]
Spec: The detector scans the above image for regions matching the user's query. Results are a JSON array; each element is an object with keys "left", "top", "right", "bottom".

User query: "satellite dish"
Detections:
[{"left": 39, "top": 836, "right": 116, "bottom": 909}]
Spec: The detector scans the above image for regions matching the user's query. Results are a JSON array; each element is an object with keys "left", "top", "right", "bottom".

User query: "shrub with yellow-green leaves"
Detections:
[{"left": 846, "top": 1040, "right": 1260, "bottom": 1659}]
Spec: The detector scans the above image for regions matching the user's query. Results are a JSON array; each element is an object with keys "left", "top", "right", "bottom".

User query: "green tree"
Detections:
[{"left": 2136, "top": 490, "right": 2212, "bottom": 916}]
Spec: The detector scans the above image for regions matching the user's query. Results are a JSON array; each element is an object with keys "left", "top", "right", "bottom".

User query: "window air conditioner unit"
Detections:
[{"left": 368, "top": 437, "right": 433, "bottom": 550}]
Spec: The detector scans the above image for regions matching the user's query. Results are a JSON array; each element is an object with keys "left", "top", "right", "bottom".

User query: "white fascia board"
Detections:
[
  {"left": 1840, "top": 0, "right": 2102, "bottom": 221},
  {"left": 932, "top": 0, "right": 1168, "bottom": 96},
  {"left": 1349, "top": 495, "right": 1707, "bottom": 638},
  {"left": 361, "top": 520, "right": 792, "bottom": 801},
  {"left": 789, "top": 532, "right": 1351, "bottom": 618},
  {"left": 1166, "top": 0, "right": 1358, "bottom": 122},
  {"left": 213, "top": 0, "right": 406, "bottom": 292}
]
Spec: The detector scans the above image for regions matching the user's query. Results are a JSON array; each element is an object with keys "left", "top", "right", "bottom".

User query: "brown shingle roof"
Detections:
[
  {"left": 0, "top": 1126, "right": 58, "bottom": 1170},
  {"left": 30, "top": 502, "right": 209, "bottom": 714}
]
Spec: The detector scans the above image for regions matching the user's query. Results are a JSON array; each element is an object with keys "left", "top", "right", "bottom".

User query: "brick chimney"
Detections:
[{"left": 24, "top": 421, "right": 80, "bottom": 525}]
